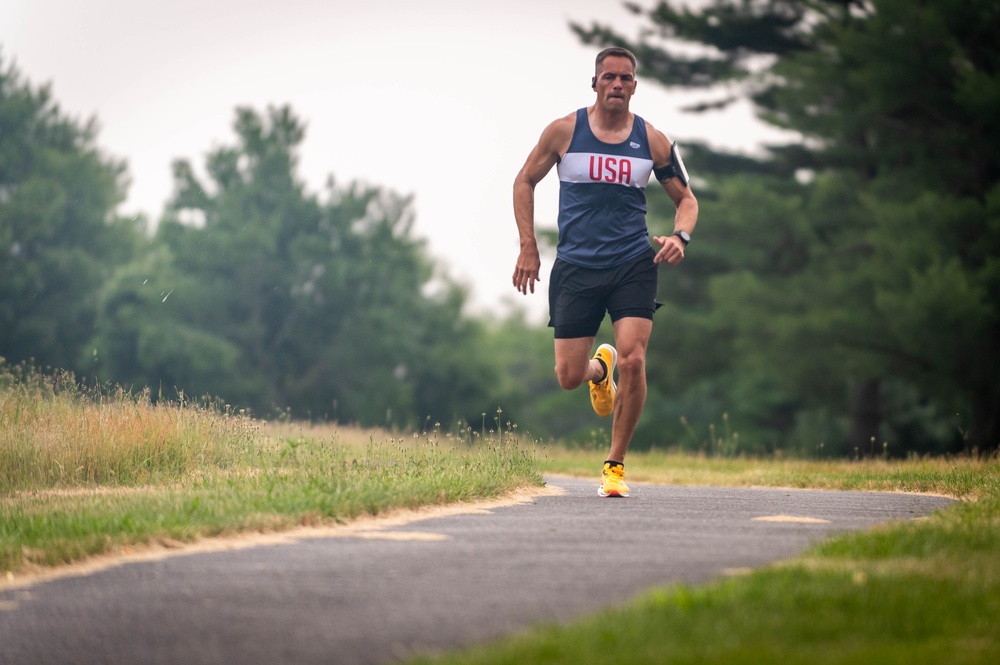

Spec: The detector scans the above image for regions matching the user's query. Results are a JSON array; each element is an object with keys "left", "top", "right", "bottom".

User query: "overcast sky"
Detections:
[{"left": 5, "top": 0, "right": 793, "bottom": 320}]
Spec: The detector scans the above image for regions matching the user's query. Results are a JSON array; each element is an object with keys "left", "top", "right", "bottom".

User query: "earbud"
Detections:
[{"left": 591, "top": 77, "right": 596, "bottom": 89}]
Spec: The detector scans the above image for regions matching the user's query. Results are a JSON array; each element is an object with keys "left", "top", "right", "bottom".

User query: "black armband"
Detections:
[{"left": 654, "top": 141, "right": 690, "bottom": 187}]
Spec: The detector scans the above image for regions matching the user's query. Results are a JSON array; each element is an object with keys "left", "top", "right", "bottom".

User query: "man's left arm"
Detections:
[{"left": 649, "top": 129, "right": 699, "bottom": 265}]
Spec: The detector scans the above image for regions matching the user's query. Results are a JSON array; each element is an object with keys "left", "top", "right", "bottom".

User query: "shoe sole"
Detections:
[{"left": 597, "top": 487, "right": 629, "bottom": 498}]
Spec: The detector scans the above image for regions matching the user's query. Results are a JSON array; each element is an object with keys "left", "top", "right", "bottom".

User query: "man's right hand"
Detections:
[{"left": 512, "top": 244, "right": 541, "bottom": 295}]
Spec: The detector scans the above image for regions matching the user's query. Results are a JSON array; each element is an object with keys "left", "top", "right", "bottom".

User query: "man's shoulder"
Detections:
[
  {"left": 642, "top": 119, "right": 674, "bottom": 164},
  {"left": 548, "top": 109, "right": 580, "bottom": 133},
  {"left": 641, "top": 117, "right": 671, "bottom": 141},
  {"left": 539, "top": 110, "right": 580, "bottom": 154}
]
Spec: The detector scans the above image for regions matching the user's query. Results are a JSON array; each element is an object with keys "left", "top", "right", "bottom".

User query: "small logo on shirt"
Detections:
[{"left": 629, "top": 141, "right": 641, "bottom": 149}]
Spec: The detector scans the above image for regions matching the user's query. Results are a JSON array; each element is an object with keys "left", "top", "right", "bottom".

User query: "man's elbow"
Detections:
[
  {"left": 513, "top": 173, "right": 536, "bottom": 195},
  {"left": 675, "top": 190, "right": 697, "bottom": 212}
]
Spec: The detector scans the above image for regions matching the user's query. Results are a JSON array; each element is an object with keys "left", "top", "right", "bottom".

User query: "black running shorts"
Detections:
[{"left": 547, "top": 246, "right": 659, "bottom": 339}]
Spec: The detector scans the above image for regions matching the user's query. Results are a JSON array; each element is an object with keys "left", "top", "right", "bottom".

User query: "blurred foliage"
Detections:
[
  {"left": 3, "top": 0, "right": 998, "bottom": 455},
  {"left": 83, "top": 105, "right": 516, "bottom": 430},
  {"left": 574, "top": 0, "right": 1000, "bottom": 454},
  {"left": 0, "top": 53, "right": 144, "bottom": 373}
]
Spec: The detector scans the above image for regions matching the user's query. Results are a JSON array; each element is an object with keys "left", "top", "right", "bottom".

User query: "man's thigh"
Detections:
[
  {"left": 553, "top": 336, "right": 596, "bottom": 386},
  {"left": 612, "top": 317, "right": 653, "bottom": 358}
]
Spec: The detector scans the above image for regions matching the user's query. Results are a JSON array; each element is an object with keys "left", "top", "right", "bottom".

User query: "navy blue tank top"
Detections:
[{"left": 555, "top": 108, "right": 655, "bottom": 267}]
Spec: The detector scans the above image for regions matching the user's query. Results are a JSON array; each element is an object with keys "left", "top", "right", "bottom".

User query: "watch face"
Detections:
[{"left": 676, "top": 231, "right": 690, "bottom": 242}]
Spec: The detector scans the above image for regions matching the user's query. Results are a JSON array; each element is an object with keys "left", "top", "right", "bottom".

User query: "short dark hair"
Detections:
[{"left": 595, "top": 47, "right": 637, "bottom": 74}]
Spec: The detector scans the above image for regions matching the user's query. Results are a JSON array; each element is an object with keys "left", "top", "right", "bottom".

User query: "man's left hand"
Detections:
[{"left": 652, "top": 235, "right": 685, "bottom": 265}]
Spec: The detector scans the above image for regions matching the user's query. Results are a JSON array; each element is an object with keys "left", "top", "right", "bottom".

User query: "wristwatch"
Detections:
[{"left": 673, "top": 230, "right": 691, "bottom": 246}]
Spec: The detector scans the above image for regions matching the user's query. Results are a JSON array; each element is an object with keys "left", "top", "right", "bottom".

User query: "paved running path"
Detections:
[{"left": 0, "top": 476, "right": 953, "bottom": 665}]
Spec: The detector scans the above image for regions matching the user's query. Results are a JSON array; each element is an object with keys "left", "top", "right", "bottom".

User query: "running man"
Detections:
[{"left": 512, "top": 46, "right": 699, "bottom": 497}]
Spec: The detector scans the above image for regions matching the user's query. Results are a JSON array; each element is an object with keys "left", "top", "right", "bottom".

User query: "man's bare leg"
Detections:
[
  {"left": 606, "top": 317, "right": 652, "bottom": 463},
  {"left": 553, "top": 336, "right": 603, "bottom": 390}
]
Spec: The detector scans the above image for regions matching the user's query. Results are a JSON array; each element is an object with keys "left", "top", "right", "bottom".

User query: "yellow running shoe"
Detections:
[
  {"left": 599, "top": 462, "right": 629, "bottom": 498},
  {"left": 589, "top": 344, "right": 617, "bottom": 417}
]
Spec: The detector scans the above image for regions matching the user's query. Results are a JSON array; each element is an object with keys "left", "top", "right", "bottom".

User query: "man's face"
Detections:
[{"left": 594, "top": 56, "right": 636, "bottom": 108}]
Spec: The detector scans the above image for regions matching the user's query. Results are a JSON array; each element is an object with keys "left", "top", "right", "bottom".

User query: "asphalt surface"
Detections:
[{"left": 0, "top": 476, "right": 954, "bottom": 665}]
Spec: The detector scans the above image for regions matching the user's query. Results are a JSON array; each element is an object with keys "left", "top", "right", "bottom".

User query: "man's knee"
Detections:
[
  {"left": 554, "top": 362, "right": 588, "bottom": 390},
  {"left": 617, "top": 349, "right": 646, "bottom": 378}
]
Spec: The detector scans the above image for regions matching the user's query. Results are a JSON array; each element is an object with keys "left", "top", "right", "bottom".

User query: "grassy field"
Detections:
[
  {"left": 0, "top": 362, "right": 541, "bottom": 576},
  {"left": 3, "top": 362, "right": 998, "bottom": 663},
  {"left": 544, "top": 445, "right": 997, "bottom": 499}
]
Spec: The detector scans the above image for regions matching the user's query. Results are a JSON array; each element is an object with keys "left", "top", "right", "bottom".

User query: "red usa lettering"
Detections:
[{"left": 589, "top": 156, "right": 633, "bottom": 185}]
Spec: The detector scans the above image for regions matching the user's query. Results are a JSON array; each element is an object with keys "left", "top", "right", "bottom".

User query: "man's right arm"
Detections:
[{"left": 512, "top": 115, "right": 573, "bottom": 295}]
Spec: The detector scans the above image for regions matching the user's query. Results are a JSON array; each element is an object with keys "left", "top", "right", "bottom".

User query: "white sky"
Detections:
[{"left": 5, "top": 0, "right": 793, "bottom": 321}]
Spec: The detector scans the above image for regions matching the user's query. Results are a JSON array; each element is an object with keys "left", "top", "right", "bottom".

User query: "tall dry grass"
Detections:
[
  {"left": 0, "top": 360, "right": 256, "bottom": 492},
  {"left": 1, "top": 360, "right": 543, "bottom": 574}
]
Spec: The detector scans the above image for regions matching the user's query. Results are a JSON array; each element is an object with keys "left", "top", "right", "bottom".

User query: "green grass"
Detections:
[
  {"left": 411, "top": 561, "right": 996, "bottom": 664},
  {"left": 0, "top": 361, "right": 543, "bottom": 575},
  {"left": 405, "top": 449, "right": 1000, "bottom": 665},
  {"left": 544, "top": 446, "right": 996, "bottom": 498},
  {"left": 4, "top": 361, "right": 999, "bottom": 662}
]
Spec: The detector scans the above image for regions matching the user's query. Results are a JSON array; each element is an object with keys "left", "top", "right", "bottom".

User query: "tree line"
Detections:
[
  {"left": 0, "top": 61, "right": 517, "bottom": 431},
  {"left": 2, "top": 0, "right": 998, "bottom": 456},
  {"left": 576, "top": 0, "right": 999, "bottom": 455}
]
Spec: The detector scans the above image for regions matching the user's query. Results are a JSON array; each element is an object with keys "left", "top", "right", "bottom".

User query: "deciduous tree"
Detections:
[
  {"left": 91, "top": 105, "right": 503, "bottom": 427},
  {"left": 0, "top": 54, "right": 140, "bottom": 373}
]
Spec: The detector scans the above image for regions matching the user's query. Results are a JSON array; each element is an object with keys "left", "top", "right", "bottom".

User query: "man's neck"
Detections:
[{"left": 588, "top": 105, "right": 633, "bottom": 141}]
